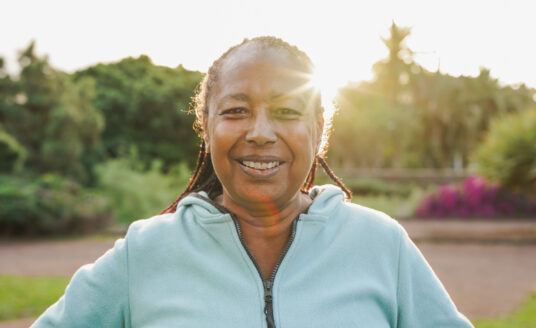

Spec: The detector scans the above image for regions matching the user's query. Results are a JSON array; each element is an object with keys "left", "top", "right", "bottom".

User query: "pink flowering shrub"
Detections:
[{"left": 416, "top": 176, "right": 536, "bottom": 218}]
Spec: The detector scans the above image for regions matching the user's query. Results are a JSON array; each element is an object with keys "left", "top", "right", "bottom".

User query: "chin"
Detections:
[{"left": 233, "top": 183, "right": 293, "bottom": 207}]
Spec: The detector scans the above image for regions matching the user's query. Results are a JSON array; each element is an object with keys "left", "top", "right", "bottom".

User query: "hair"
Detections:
[{"left": 161, "top": 36, "right": 351, "bottom": 214}]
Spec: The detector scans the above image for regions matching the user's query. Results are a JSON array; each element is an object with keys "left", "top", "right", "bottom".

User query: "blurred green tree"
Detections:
[
  {"left": 74, "top": 56, "right": 203, "bottom": 170},
  {"left": 329, "top": 23, "right": 536, "bottom": 169},
  {"left": 0, "top": 123, "right": 27, "bottom": 173},
  {"left": 472, "top": 107, "right": 536, "bottom": 196},
  {"left": 372, "top": 21, "right": 413, "bottom": 103},
  {"left": 0, "top": 42, "right": 104, "bottom": 182}
]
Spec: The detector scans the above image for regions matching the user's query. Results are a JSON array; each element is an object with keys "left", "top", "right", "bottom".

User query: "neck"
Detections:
[
  {"left": 216, "top": 191, "right": 311, "bottom": 241},
  {"left": 215, "top": 191, "right": 312, "bottom": 280}
]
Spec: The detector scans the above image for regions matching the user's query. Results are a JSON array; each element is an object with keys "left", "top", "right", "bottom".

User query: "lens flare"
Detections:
[{"left": 308, "top": 66, "right": 348, "bottom": 122}]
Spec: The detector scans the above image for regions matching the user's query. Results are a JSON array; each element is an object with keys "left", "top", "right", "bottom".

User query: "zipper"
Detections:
[{"left": 231, "top": 213, "right": 299, "bottom": 328}]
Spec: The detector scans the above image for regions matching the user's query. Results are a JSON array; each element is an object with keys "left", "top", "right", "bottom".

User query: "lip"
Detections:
[
  {"left": 236, "top": 155, "right": 285, "bottom": 162},
  {"left": 235, "top": 155, "right": 286, "bottom": 179}
]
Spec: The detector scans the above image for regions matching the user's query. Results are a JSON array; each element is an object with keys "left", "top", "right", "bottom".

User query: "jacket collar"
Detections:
[{"left": 176, "top": 184, "right": 345, "bottom": 224}]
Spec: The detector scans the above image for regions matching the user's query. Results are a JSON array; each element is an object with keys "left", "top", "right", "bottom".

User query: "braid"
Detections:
[
  {"left": 160, "top": 141, "right": 221, "bottom": 214},
  {"left": 186, "top": 141, "right": 208, "bottom": 191},
  {"left": 194, "top": 155, "right": 223, "bottom": 199},
  {"left": 301, "top": 157, "right": 318, "bottom": 193},
  {"left": 318, "top": 157, "right": 352, "bottom": 199}
]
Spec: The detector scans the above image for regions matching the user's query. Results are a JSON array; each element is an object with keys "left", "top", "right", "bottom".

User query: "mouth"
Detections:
[
  {"left": 236, "top": 157, "right": 285, "bottom": 178},
  {"left": 240, "top": 160, "right": 281, "bottom": 170}
]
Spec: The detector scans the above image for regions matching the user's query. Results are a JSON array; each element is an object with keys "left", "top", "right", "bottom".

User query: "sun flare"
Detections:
[{"left": 308, "top": 66, "right": 349, "bottom": 122}]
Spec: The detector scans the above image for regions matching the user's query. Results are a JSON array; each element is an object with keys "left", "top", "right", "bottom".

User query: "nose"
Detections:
[{"left": 245, "top": 110, "right": 277, "bottom": 146}]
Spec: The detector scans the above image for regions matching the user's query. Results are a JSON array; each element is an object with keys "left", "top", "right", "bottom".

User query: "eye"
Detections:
[
  {"left": 274, "top": 107, "right": 302, "bottom": 119},
  {"left": 220, "top": 107, "right": 248, "bottom": 116}
]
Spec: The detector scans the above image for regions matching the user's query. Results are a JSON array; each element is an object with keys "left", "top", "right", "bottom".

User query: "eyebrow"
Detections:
[
  {"left": 220, "top": 92, "right": 308, "bottom": 107},
  {"left": 222, "top": 93, "right": 250, "bottom": 102},
  {"left": 271, "top": 93, "right": 307, "bottom": 107}
]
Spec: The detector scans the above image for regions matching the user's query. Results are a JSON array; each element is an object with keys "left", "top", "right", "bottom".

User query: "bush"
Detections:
[
  {"left": 0, "top": 127, "right": 27, "bottom": 173},
  {"left": 345, "top": 178, "right": 415, "bottom": 197},
  {"left": 0, "top": 174, "right": 111, "bottom": 237},
  {"left": 472, "top": 108, "right": 536, "bottom": 196},
  {"left": 95, "top": 155, "right": 190, "bottom": 224},
  {"left": 416, "top": 176, "right": 536, "bottom": 218},
  {"left": 315, "top": 174, "right": 416, "bottom": 198}
]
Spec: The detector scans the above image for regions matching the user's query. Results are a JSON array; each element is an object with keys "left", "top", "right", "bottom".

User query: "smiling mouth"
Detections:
[
  {"left": 239, "top": 160, "right": 282, "bottom": 170},
  {"left": 237, "top": 158, "right": 285, "bottom": 177}
]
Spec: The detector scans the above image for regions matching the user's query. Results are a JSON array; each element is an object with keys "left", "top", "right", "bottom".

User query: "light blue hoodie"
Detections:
[{"left": 32, "top": 185, "right": 473, "bottom": 327}]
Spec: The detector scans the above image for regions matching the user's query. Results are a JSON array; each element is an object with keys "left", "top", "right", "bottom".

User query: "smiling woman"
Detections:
[
  {"left": 32, "top": 37, "right": 474, "bottom": 328},
  {"left": 160, "top": 37, "right": 350, "bottom": 208},
  {"left": 208, "top": 43, "right": 322, "bottom": 212}
]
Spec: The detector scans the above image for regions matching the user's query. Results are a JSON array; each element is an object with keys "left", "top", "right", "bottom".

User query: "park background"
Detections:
[{"left": 1, "top": 0, "right": 535, "bottom": 327}]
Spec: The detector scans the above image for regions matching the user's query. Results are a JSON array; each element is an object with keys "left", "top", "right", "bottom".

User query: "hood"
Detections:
[{"left": 176, "top": 184, "right": 346, "bottom": 223}]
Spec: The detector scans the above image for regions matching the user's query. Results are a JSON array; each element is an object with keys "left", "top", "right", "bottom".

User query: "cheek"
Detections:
[
  {"left": 208, "top": 120, "right": 243, "bottom": 153},
  {"left": 282, "top": 122, "right": 317, "bottom": 166}
]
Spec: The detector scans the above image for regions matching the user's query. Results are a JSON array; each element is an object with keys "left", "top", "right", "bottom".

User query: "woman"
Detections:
[{"left": 33, "top": 37, "right": 473, "bottom": 327}]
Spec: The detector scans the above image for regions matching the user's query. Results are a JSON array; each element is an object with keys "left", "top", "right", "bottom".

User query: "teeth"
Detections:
[{"left": 242, "top": 161, "right": 280, "bottom": 170}]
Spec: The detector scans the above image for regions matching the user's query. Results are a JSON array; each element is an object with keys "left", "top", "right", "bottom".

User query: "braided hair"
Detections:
[{"left": 161, "top": 36, "right": 351, "bottom": 214}]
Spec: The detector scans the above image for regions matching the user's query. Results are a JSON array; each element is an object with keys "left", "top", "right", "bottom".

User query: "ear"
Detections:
[{"left": 204, "top": 134, "right": 210, "bottom": 153}]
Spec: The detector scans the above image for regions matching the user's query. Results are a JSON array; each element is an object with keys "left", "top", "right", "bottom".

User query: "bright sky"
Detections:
[{"left": 2, "top": 0, "right": 536, "bottom": 95}]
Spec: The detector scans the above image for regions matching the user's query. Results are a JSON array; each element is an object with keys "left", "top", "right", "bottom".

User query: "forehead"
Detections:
[
  {"left": 221, "top": 43, "right": 308, "bottom": 74},
  {"left": 212, "top": 44, "right": 313, "bottom": 103}
]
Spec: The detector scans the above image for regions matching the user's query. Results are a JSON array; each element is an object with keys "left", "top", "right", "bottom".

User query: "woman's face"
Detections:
[{"left": 205, "top": 45, "right": 322, "bottom": 210}]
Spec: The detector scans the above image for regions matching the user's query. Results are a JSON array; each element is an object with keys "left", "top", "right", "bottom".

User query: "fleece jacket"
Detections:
[{"left": 32, "top": 184, "right": 473, "bottom": 327}]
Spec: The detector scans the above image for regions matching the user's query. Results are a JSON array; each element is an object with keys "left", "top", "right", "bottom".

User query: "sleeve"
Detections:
[
  {"left": 395, "top": 226, "right": 474, "bottom": 328},
  {"left": 31, "top": 237, "right": 131, "bottom": 328}
]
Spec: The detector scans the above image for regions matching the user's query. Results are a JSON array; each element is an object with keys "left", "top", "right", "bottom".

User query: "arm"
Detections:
[
  {"left": 31, "top": 238, "right": 131, "bottom": 328},
  {"left": 396, "top": 226, "right": 473, "bottom": 328}
]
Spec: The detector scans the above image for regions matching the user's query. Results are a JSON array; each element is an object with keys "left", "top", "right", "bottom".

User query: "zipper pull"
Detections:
[
  {"left": 263, "top": 280, "right": 275, "bottom": 328},
  {"left": 264, "top": 280, "right": 273, "bottom": 300}
]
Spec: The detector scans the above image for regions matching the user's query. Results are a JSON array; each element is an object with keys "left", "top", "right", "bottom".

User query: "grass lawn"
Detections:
[
  {"left": 353, "top": 194, "right": 419, "bottom": 219},
  {"left": 0, "top": 275, "right": 69, "bottom": 321},
  {"left": 474, "top": 293, "right": 536, "bottom": 328}
]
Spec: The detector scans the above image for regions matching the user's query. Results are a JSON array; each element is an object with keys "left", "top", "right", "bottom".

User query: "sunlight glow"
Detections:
[
  {"left": 309, "top": 66, "right": 349, "bottom": 122},
  {"left": 1, "top": 0, "right": 534, "bottom": 88},
  {"left": 302, "top": 65, "right": 356, "bottom": 155}
]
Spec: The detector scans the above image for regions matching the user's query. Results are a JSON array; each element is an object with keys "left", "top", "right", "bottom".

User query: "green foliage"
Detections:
[
  {"left": 330, "top": 91, "right": 421, "bottom": 168},
  {"left": 474, "top": 293, "right": 536, "bottom": 328},
  {"left": 316, "top": 174, "right": 423, "bottom": 219},
  {"left": 0, "top": 174, "right": 111, "bottom": 236},
  {"left": 95, "top": 150, "right": 190, "bottom": 223},
  {"left": 329, "top": 23, "right": 536, "bottom": 170},
  {"left": 0, "top": 125, "right": 27, "bottom": 173},
  {"left": 0, "top": 275, "right": 69, "bottom": 321},
  {"left": 343, "top": 177, "right": 415, "bottom": 197},
  {"left": 372, "top": 21, "right": 413, "bottom": 102},
  {"left": 74, "top": 56, "right": 203, "bottom": 170},
  {"left": 352, "top": 190, "right": 424, "bottom": 219},
  {"left": 0, "top": 56, "right": 17, "bottom": 119},
  {"left": 0, "top": 42, "right": 104, "bottom": 182},
  {"left": 472, "top": 108, "right": 536, "bottom": 195}
]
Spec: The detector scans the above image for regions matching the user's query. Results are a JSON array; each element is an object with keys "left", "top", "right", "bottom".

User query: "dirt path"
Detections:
[
  {"left": 419, "top": 243, "right": 536, "bottom": 320},
  {"left": 1, "top": 221, "right": 536, "bottom": 326},
  {"left": 0, "top": 238, "right": 115, "bottom": 277}
]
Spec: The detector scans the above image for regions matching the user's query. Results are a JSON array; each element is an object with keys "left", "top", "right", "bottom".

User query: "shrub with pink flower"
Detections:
[{"left": 416, "top": 176, "right": 536, "bottom": 218}]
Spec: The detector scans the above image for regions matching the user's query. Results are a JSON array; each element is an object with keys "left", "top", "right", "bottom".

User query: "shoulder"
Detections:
[
  {"left": 122, "top": 193, "right": 226, "bottom": 250},
  {"left": 307, "top": 186, "right": 409, "bottom": 279},
  {"left": 126, "top": 212, "right": 178, "bottom": 240},
  {"left": 310, "top": 184, "right": 404, "bottom": 241},
  {"left": 121, "top": 211, "right": 195, "bottom": 254},
  {"left": 337, "top": 201, "right": 403, "bottom": 235},
  {"left": 330, "top": 201, "right": 405, "bottom": 252}
]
